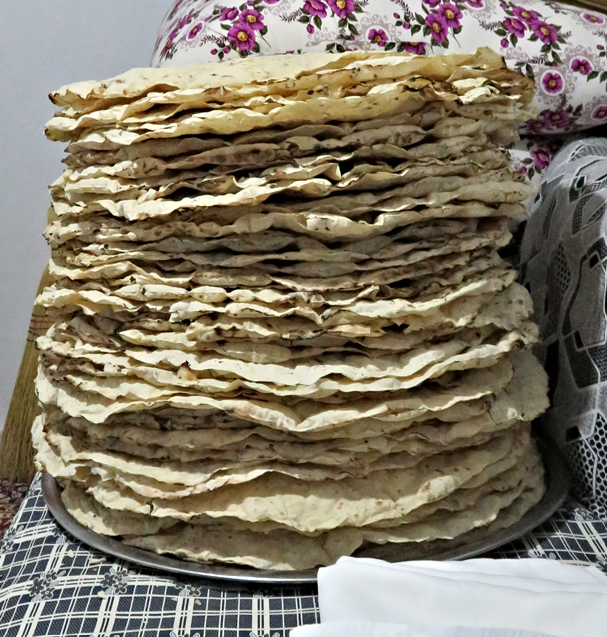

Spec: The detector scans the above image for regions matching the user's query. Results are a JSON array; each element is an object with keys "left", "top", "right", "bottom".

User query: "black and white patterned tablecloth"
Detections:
[{"left": 0, "top": 475, "right": 605, "bottom": 637}]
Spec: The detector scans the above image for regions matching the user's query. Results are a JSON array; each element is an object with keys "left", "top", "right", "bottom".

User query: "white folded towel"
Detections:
[
  {"left": 292, "top": 619, "right": 603, "bottom": 637},
  {"left": 290, "top": 558, "right": 607, "bottom": 637}
]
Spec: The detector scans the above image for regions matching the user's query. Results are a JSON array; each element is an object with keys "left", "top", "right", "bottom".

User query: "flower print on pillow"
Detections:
[
  {"left": 220, "top": 6, "right": 239, "bottom": 21},
  {"left": 201, "top": 1, "right": 272, "bottom": 59},
  {"left": 582, "top": 12, "right": 604, "bottom": 26},
  {"left": 495, "top": 3, "right": 568, "bottom": 65},
  {"left": 158, "top": 6, "right": 202, "bottom": 61},
  {"left": 403, "top": 41, "right": 427, "bottom": 54},
  {"left": 513, "top": 135, "right": 564, "bottom": 184},
  {"left": 424, "top": 14, "right": 449, "bottom": 45},
  {"left": 542, "top": 71, "right": 564, "bottom": 94},
  {"left": 328, "top": 0, "right": 355, "bottom": 19},
  {"left": 503, "top": 17, "right": 526, "bottom": 39},
  {"left": 593, "top": 105, "right": 607, "bottom": 123},
  {"left": 368, "top": 28, "right": 389, "bottom": 46},
  {"left": 405, "top": 0, "right": 463, "bottom": 50},
  {"left": 438, "top": 3, "right": 462, "bottom": 29},
  {"left": 299, "top": 0, "right": 366, "bottom": 52},
  {"left": 228, "top": 21, "right": 257, "bottom": 51},
  {"left": 305, "top": 0, "right": 328, "bottom": 19},
  {"left": 486, "top": 1, "right": 605, "bottom": 133},
  {"left": 526, "top": 103, "right": 583, "bottom": 135},
  {"left": 571, "top": 58, "right": 592, "bottom": 76}
]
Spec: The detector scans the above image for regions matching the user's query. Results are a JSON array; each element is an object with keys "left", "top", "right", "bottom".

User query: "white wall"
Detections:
[{"left": 0, "top": 1, "right": 172, "bottom": 437}]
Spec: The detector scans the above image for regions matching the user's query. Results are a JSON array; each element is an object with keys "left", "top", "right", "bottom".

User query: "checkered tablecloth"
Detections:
[{"left": 0, "top": 475, "right": 605, "bottom": 637}]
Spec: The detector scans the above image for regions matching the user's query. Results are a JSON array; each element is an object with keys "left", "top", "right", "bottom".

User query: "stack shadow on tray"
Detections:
[{"left": 33, "top": 48, "right": 550, "bottom": 570}]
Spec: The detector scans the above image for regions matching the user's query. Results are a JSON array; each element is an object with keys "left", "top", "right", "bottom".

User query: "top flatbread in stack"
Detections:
[{"left": 33, "top": 48, "right": 550, "bottom": 570}]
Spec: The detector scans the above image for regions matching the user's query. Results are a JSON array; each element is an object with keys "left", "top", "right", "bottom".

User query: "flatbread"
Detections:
[
  {"left": 40, "top": 325, "right": 536, "bottom": 404},
  {"left": 37, "top": 48, "right": 546, "bottom": 570},
  {"left": 82, "top": 424, "right": 527, "bottom": 532},
  {"left": 63, "top": 102, "right": 526, "bottom": 169},
  {"left": 62, "top": 444, "right": 541, "bottom": 569},
  {"left": 35, "top": 349, "right": 518, "bottom": 429},
  {"left": 48, "top": 48, "right": 533, "bottom": 144},
  {"left": 51, "top": 170, "right": 533, "bottom": 220},
  {"left": 49, "top": 48, "right": 532, "bottom": 114},
  {"left": 51, "top": 349, "right": 548, "bottom": 462},
  {"left": 54, "top": 129, "right": 506, "bottom": 188}
]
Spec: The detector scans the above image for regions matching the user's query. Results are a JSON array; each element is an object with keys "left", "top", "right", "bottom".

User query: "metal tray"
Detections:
[{"left": 42, "top": 436, "right": 570, "bottom": 587}]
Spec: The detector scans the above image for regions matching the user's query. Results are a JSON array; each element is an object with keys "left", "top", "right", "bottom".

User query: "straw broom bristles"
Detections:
[
  {"left": 0, "top": 265, "right": 53, "bottom": 483},
  {"left": 0, "top": 207, "right": 56, "bottom": 483}
]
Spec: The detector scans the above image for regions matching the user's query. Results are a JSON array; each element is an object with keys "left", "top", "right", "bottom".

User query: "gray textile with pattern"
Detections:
[{"left": 521, "top": 138, "right": 607, "bottom": 519}]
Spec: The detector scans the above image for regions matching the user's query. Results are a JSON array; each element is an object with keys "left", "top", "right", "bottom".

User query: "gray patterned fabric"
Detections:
[
  {"left": 521, "top": 137, "right": 607, "bottom": 518},
  {"left": 0, "top": 476, "right": 605, "bottom": 637}
]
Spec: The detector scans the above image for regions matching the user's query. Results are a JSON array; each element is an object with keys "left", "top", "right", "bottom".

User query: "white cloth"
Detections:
[
  {"left": 290, "top": 558, "right": 607, "bottom": 637},
  {"left": 291, "top": 619, "right": 602, "bottom": 637}
]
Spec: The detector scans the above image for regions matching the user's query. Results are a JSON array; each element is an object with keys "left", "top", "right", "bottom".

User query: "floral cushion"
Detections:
[
  {"left": 151, "top": 0, "right": 607, "bottom": 134},
  {"left": 509, "top": 135, "right": 565, "bottom": 185}
]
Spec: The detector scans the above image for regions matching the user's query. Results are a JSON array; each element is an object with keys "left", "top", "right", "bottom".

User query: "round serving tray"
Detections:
[{"left": 42, "top": 436, "right": 571, "bottom": 587}]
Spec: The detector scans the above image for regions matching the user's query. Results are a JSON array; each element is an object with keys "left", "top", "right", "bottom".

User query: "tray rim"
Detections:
[{"left": 41, "top": 435, "right": 571, "bottom": 587}]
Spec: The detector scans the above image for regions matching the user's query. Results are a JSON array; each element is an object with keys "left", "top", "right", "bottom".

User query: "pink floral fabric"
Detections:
[
  {"left": 151, "top": 0, "right": 607, "bottom": 134},
  {"left": 509, "top": 135, "right": 566, "bottom": 185}
]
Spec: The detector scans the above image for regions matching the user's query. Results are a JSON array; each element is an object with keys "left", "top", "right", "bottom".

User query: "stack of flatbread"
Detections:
[{"left": 33, "top": 48, "right": 550, "bottom": 571}]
